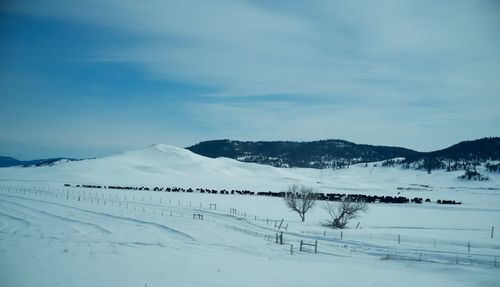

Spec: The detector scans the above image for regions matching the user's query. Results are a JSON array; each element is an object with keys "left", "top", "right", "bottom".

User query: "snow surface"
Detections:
[{"left": 0, "top": 144, "right": 499, "bottom": 286}]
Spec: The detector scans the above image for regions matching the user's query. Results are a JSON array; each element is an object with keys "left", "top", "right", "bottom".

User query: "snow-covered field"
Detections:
[{"left": 1, "top": 145, "right": 499, "bottom": 286}]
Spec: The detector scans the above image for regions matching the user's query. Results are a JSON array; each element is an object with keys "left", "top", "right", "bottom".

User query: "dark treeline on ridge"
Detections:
[{"left": 187, "top": 137, "right": 500, "bottom": 171}]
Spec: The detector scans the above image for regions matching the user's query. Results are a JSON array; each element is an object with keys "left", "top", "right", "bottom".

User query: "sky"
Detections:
[{"left": 1, "top": 0, "right": 499, "bottom": 160}]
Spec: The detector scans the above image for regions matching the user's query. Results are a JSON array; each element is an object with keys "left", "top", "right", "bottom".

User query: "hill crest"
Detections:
[{"left": 187, "top": 137, "right": 500, "bottom": 169}]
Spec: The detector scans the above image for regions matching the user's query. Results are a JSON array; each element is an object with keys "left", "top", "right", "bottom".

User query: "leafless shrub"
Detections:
[
  {"left": 283, "top": 185, "right": 316, "bottom": 222},
  {"left": 322, "top": 200, "right": 368, "bottom": 229}
]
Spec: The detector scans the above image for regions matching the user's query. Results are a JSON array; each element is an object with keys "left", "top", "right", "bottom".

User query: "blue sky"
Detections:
[{"left": 1, "top": 0, "right": 499, "bottom": 159}]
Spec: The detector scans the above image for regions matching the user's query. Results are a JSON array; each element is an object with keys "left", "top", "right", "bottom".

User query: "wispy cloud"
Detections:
[
  {"left": 1, "top": 0, "right": 499, "bottom": 156},
  {"left": 7, "top": 0, "right": 499, "bottom": 97}
]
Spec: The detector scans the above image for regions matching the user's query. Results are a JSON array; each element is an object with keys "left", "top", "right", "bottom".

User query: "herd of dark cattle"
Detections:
[{"left": 64, "top": 183, "right": 462, "bottom": 205}]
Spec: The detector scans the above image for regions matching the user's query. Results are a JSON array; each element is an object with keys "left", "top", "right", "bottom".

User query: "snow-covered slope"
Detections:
[
  {"left": 1, "top": 144, "right": 499, "bottom": 287},
  {"left": 0, "top": 144, "right": 317, "bottom": 190},
  {"left": 0, "top": 144, "right": 499, "bottom": 195}
]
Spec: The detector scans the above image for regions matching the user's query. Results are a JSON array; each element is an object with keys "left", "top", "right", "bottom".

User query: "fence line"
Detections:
[{"left": 0, "top": 184, "right": 498, "bottom": 267}]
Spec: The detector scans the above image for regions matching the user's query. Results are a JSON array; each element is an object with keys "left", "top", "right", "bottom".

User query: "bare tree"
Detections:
[
  {"left": 322, "top": 200, "right": 368, "bottom": 229},
  {"left": 284, "top": 185, "right": 316, "bottom": 222}
]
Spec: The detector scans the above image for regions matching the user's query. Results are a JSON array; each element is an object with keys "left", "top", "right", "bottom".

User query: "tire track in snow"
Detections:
[
  {"left": 0, "top": 210, "right": 31, "bottom": 234},
  {"left": 0, "top": 200, "right": 90, "bottom": 237},
  {"left": 194, "top": 209, "right": 274, "bottom": 237},
  {"left": 0, "top": 198, "right": 112, "bottom": 235},
  {"left": 0, "top": 193, "right": 195, "bottom": 242}
]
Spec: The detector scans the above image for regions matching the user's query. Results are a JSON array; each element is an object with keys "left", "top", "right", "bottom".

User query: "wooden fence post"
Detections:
[
  {"left": 492, "top": 226, "right": 495, "bottom": 239},
  {"left": 314, "top": 240, "right": 318, "bottom": 253}
]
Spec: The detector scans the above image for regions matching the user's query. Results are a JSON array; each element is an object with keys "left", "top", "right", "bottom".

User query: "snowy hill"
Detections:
[
  {"left": 0, "top": 155, "right": 78, "bottom": 167},
  {"left": 1, "top": 144, "right": 500, "bottom": 287},
  {"left": 1, "top": 144, "right": 499, "bottom": 196},
  {"left": 0, "top": 144, "right": 317, "bottom": 190}
]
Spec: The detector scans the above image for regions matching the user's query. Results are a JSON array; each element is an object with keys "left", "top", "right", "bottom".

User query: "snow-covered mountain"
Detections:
[
  {"left": 0, "top": 144, "right": 317, "bottom": 190},
  {"left": 1, "top": 145, "right": 500, "bottom": 287},
  {"left": 0, "top": 156, "right": 79, "bottom": 167},
  {"left": 1, "top": 144, "right": 499, "bottom": 194}
]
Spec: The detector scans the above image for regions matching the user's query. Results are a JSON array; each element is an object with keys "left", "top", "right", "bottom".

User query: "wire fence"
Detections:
[{"left": 0, "top": 184, "right": 498, "bottom": 268}]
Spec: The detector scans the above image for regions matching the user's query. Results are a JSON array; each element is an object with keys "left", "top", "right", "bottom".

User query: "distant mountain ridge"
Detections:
[
  {"left": 427, "top": 137, "right": 500, "bottom": 160},
  {"left": 2, "top": 137, "right": 498, "bottom": 171},
  {"left": 187, "top": 137, "right": 500, "bottom": 170},
  {"left": 0, "top": 156, "right": 79, "bottom": 168}
]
